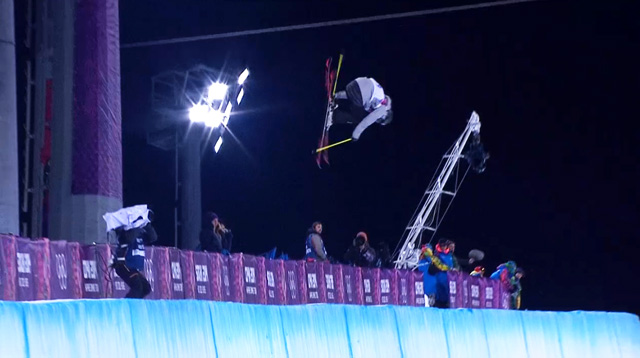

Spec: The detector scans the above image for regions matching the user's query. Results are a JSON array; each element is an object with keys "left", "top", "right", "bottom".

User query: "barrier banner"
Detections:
[
  {"left": 31, "top": 239, "right": 51, "bottom": 300},
  {"left": 478, "top": 277, "right": 493, "bottom": 308},
  {"left": 467, "top": 275, "right": 482, "bottom": 308},
  {"left": 16, "top": 238, "right": 36, "bottom": 300},
  {"left": 264, "top": 259, "right": 286, "bottom": 305},
  {"left": 446, "top": 271, "right": 460, "bottom": 308},
  {"left": 396, "top": 269, "right": 412, "bottom": 306},
  {"left": 380, "top": 269, "right": 398, "bottom": 305},
  {"left": 208, "top": 253, "right": 223, "bottom": 301},
  {"left": 283, "top": 260, "right": 303, "bottom": 305},
  {"left": 81, "top": 245, "right": 111, "bottom": 298},
  {"left": 143, "top": 246, "right": 159, "bottom": 299},
  {"left": 499, "top": 280, "right": 511, "bottom": 309},
  {"left": 228, "top": 254, "right": 245, "bottom": 303},
  {"left": 461, "top": 273, "right": 470, "bottom": 308},
  {"left": 412, "top": 271, "right": 425, "bottom": 306},
  {"left": 0, "top": 235, "right": 17, "bottom": 300},
  {"left": 109, "top": 245, "right": 127, "bottom": 298},
  {"left": 67, "top": 242, "right": 83, "bottom": 298},
  {"left": 342, "top": 265, "right": 364, "bottom": 305},
  {"left": 320, "top": 263, "right": 344, "bottom": 303},
  {"left": 296, "top": 261, "right": 308, "bottom": 304},
  {"left": 180, "top": 250, "right": 196, "bottom": 299},
  {"left": 304, "top": 261, "right": 326, "bottom": 303},
  {"left": 50, "top": 240, "right": 77, "bottom": 299},
  {"left": 192, "top": 251, "right": 213, "bottom": 300},
  {"left": 219, "top": 254, "right": 234, "bottom": 301},
  {"left": 362, "top": 268, "right": 381, "bottom": 305},
  {"left": 239, "top": 254, "right": 266, "bottom": 304},
  {"left": 168, "top": 248, "right": 184, "bottom": 299},
  {"left": 151, "top": 247, "right": 171, "bottom": 299}
]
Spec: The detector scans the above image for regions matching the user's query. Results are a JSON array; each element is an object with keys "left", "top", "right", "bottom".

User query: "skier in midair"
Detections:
[{"left": 327, "top": 77, "right": 393, "bottom": 141}]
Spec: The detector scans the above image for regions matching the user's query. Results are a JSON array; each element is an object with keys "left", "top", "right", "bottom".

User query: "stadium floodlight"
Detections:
[
  {"left": 222, "top": 103, "right": 232, "bottom": 126},
  {"left": 214, "top": 137, "right": 223, "bottom": 153},
  {"left": 237, "top": 68, "right": 249, "bottom": 85},
  {"left": 208, "top": 83, "right": 228, "bottom": 101},
  {"left": 204, "top": 110, "right": 223, "bottom": 128},
  {"left": 189, "top": 104, "right": 210, "bottom": 123},
  {"left": 236, "top": 87, "right": 245, "bottom": 105}
]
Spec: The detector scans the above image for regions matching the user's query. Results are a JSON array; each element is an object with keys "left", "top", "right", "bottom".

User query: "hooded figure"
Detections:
[
  {"left": 343, "top": 231, "right": 377, "bottom": 267},
  {"left": 304, "top": 221, "right": 328, "bottom": 261},
  {"left": 107, "top": 206, "right": 157, "bottom": 299},
  {"left": 329, "top": 77, "right": 393, "bottom": 141},
  {"left": 199, "top": 212, "right": 233, "bottom": 254}
]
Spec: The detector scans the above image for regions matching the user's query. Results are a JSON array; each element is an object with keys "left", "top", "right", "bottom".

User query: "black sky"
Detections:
[{"left": 117, "top": 1, "right": 639, "bottom": 314}]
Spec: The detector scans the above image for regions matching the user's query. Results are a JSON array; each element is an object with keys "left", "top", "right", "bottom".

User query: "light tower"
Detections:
[{"left": 148, "top": 65, "right": 248, "bottom": 249}]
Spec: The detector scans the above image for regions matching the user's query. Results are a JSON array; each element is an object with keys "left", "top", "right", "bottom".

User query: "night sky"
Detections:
[{"left": 117, "top": 1, "right": 638, "bottom": 314}]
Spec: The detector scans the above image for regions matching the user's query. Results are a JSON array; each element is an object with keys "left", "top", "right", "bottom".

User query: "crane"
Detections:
[{"left": 393, "top": 111, "right": 486, "bottom": 269}]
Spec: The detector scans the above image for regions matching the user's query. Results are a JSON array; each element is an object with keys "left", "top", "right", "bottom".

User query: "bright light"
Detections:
[
  {"left": 214, "top": 137, "right": 223, "bottom": 153},
  {"left": 208, "top": 83, "right": 228, "bottom": 101},
  {"left": 222, "top": 103, "right": 232, "bottom": 126},
  {"left": 204, "top": 110, "right": 223, "bottom": 128},
  {"left": 237, "top": 69, "right": 249, "bottom": 85},
  {"left": 236, "top": 87, "right": 245, "bottom": 104},
  {"left": 189, "top": 104, "right": 209, "bottom": 123}
]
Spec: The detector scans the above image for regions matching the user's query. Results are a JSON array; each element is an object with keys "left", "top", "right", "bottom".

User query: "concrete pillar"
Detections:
[
  {"left": 180, "top": 127, "right": 202, "bottom": 250},
  {"left": 49, "top": 0, "right": 122, "bottom": 243},
  {"left": 0, "top": 0, "right": 19, "bottom": 235}
]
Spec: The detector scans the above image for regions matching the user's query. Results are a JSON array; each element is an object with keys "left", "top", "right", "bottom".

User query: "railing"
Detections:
[{"left": 0, "top": 235, "right": 509, "bottom": 309}]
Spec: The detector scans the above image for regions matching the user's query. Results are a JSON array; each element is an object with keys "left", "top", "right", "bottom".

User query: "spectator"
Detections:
[
  {"left": 469, "top": 266, "right": 485, "bottom": 277},
  {"left": 343, "top": 232, "right": 377, "bottom": 267},
  {"left": 199, "top": 212, "right": 233, "bottom": 254},
  {"left": 375, "top": 241, "right": 394, "bottom": 268},
  {"left": 304, "top": 221, "right": 328, "bottom": 262},
  {"left": 421, "top": 239, "right": 455, "bottom": 308},
  {"left": 418, "top": 244, "right": 438, "bottom": 307},
  {"left": 112, "top": 209, "right": 157, "bottom": 299},
  {"left": 490, "top": 261, "right": 525, "bottom": 309}
]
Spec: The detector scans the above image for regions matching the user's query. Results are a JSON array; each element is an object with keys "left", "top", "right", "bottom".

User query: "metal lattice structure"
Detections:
[{"left": 394, "top": 111, "right": 483, "bottom": 269}]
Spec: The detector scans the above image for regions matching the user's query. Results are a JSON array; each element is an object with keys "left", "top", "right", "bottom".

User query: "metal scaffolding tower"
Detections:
[{"left": 394, "top": 111, "right": 485, "bottom": 269}]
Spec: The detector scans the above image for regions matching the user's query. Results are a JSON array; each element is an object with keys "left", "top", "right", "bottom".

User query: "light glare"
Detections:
[
  {"left": 237, "top": 69, "right": 249, "bottom": 85},
  {"left": 214, "top": 137, "right": 223, "bottom": 153},
  {"left": 204, "top": 110, "right": 223, "bottom": 128},
  {"left": 236, "top": 88, "right": 245, "bottom": 104},
  {"left": 208, "top": 83, "right": 228, "bottom": 100},
  {"left": 189, "top": 104, "right": 209, "bottom": 123},
  {"left": 222, "top": 103, "right": 232, "bottom": 126}
]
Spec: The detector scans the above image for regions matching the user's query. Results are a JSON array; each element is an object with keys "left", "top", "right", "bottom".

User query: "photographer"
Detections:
[
  {"left": 199, "top": 212, "right": 233, "bottom": 254},
  {"left": 104, "top": 205, "right": 157, "bottom": 299},
  {"left": 343, "top": 232, "right": 377, "bottom": 268}
]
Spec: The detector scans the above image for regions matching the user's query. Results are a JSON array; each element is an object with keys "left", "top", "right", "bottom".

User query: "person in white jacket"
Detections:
[{"left": 328, "top": 77, "right": 393, "bottom": 141}]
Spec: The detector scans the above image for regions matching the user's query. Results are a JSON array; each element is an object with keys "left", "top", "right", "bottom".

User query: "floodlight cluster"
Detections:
[{"left": 188, "top": 69, "right": 249, "bottom": 152}]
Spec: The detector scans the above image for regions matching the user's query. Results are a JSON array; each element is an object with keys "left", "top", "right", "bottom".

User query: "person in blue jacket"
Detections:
[
  {"left": 113, "top": 213, "right": 157, "bottom": 299},
  {"left": 423, "top": 239, "right": 455, "bottom": 308},
  {"left": 418, "top": 244, "right": 438, "bottom": 307},
  {"left": 305, "top": 221, "right": 328, "bottom": 262}
]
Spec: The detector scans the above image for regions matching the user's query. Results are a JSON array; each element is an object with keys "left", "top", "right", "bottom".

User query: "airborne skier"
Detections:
[{"left": 328, "top": 77, "right": 393, "bottom": 141}]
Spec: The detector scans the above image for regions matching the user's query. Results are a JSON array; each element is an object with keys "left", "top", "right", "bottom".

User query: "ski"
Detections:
[{"left": 316, "top": 54, "right": 343, "bottom": 168}]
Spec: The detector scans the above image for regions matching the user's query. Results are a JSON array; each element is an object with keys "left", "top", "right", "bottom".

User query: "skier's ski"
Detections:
[{"left": 316, "top": 54, "right": 343, "bottom": 168}]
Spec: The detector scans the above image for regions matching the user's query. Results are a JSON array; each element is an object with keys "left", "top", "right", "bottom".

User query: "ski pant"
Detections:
[
  {"left": 334, "top": 80, "right": 369, "bottom": 125},
  {"left": 115, "top": 263, "right": 151, "bottom": 299}
]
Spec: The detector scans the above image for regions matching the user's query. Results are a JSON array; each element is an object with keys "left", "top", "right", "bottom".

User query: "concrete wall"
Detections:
[
  {"left": 0, "top": 0, "right": 19, "bottom": 235},
  {"left": 49, "top": 0, "right": 122, "bottom": 243}
]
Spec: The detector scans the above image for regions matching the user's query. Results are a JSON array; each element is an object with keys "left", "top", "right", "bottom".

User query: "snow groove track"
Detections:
[{"left": 0, "top": 299, "right": 639, "bottom": 358}]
